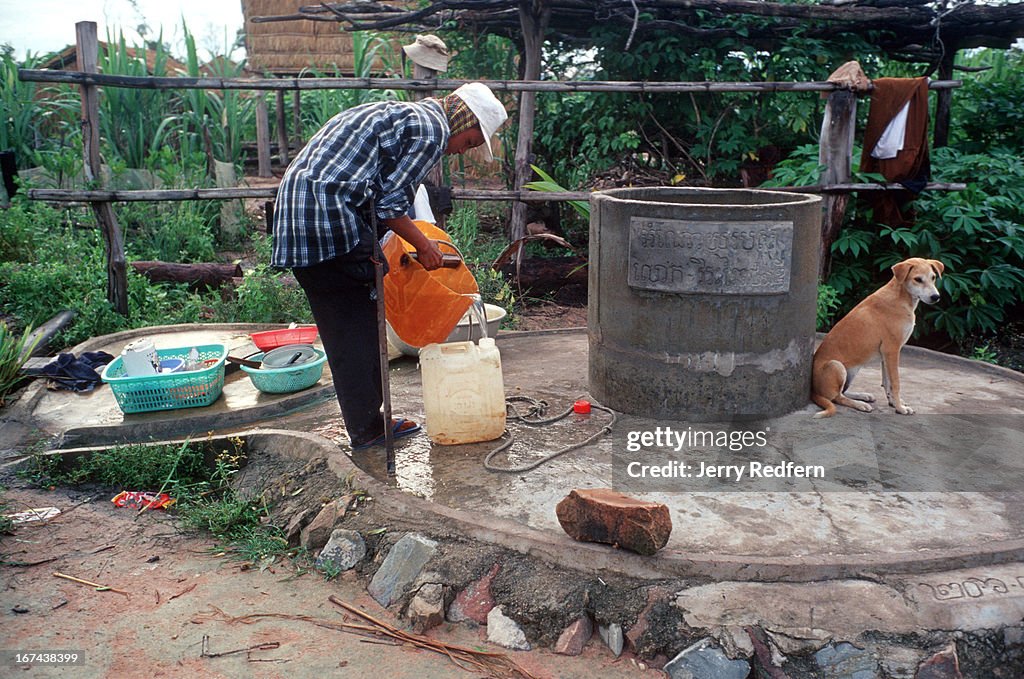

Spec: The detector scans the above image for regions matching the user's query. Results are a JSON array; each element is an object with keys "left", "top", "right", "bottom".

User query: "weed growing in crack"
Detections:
[{"left": 16, "top": 439, "right": 296, "bottom": 565}]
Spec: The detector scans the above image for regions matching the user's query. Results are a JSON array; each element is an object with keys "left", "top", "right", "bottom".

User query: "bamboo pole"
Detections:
[
  {"left": 27, "top": 183, "right": 967, "bottom": 204},
  {"left": 17, "top": 69, "right": 963, "bottom": 94},
  {"left": 76, "top": 22, "right": 128, "bottom": 316}
]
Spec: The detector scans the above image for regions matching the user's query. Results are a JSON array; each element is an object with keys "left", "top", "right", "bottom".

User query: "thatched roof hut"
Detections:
[
  {"left": 39, "top": 43, "right": 186, "bottom": 74},
  {"left": 242, "top": 0, "right": 416, "bottom": 75}
]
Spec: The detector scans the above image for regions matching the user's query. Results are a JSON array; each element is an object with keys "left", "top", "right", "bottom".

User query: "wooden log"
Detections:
[
  {"left": 26, "top": 183, "right": 966, "bottom": 204},
  {"left": 17, "top": 69, "right": 964, "bottom": 94},
  {"left": 498, "top": 255, "right": 588, "bottom": 297},
  {"left": 130, "top": 261, "right": 243, "bottom": 290},
  {"left": 24, "top": 310, "right": 77, "bottom": 358},
  {"left": 77, "top": 22, "right": 128, "bottom": 317}
]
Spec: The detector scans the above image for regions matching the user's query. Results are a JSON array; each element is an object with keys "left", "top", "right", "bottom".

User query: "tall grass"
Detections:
[
  {"left": 0, "top": 52, "right": 79, "bottom": 170},
  {"left": 98, "top": 31, "right": 177, "bottom": 169},
  {"left": 177, "top": 22, "right": 252, "bottom": 169},
  {"left": 298, "top": 31, "right": 399, "bottom": 134}
]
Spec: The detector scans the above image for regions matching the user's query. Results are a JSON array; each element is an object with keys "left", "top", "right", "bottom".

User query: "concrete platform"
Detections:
[
  {"left": 5, "top": 323, "right": 1024, "bottom": 646},
  {"left": 8, "top": 323, "right": 339, "bottom": 448}
]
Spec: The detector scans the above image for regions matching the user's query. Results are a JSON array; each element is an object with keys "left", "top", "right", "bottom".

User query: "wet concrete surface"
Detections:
[{"left": 7, "top": 324, "right": 1024, "bottom": 575}]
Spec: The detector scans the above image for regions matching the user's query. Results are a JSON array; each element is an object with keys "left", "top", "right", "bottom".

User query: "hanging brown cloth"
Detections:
[{"left": 860, "top": 77, "right": 931, "bottom": 228}]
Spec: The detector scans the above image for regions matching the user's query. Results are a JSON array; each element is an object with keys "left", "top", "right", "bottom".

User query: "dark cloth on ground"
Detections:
[{"left": 41, "top": 351, "right": 115, "bottom": 392}]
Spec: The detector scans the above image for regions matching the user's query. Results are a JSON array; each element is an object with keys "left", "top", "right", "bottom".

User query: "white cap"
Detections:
[
  {"left": 402, "top": 35, "right": 450, "bottom": 73},
  {"left": 452, "top": 83, "right": 508, "bottom": 163}
]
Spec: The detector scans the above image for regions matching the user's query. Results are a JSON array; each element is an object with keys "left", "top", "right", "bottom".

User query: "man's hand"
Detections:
[
  {"left": 383, "top": 214, "right": 444, "bottom": 270},
  {"left": 414, "top": 240, "right": 444, "bottom": 270}
]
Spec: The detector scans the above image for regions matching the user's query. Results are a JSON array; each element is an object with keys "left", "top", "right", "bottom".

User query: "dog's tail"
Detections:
[{"left": 811, "top": 393, "right": 836, "bottom": 419}]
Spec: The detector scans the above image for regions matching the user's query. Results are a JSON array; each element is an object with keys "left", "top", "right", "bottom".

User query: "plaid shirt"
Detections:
[{"left": 271, "top": 99, "right": 448, "bottom": 268}]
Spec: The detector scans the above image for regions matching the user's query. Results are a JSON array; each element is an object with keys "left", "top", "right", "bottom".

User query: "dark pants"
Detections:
[{"left": 293, "top": 257, "right": 383, "bottom": 444}]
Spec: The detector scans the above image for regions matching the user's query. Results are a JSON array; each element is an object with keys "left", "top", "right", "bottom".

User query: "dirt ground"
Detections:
[
  {"left": 514, "top": 301, "right": 587, "bottom": 332},
  {"left": 0, "top": 482, "right": 654, "bottom": 678}
]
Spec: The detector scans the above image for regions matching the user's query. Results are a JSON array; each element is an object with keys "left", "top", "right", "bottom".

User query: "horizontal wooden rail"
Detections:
[
  {"left": 17, "top": 69, "right": 962, "bottom": 94},
  {"left": 27, "top": 183, "right": 966, "bottom": 204}
]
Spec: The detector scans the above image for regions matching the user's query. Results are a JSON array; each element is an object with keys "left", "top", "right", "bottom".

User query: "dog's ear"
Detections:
[
  {"left": 891, "top": 260, "right": 913, "bottom": 281},
  {"left": 928, "top": 259, "right": 945, "bottom": 278}
]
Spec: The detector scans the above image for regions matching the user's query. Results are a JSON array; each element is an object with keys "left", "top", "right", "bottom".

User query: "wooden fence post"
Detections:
[
  {"left": 818, "top": 89, "right": 856, "bottom": 279},
  {"left": 933, "top": 50, "right": 955, "bottom": 149},
  {"left": 412, "top": 61, "right": 446, "bottom": 227},
  {"left": 255, "top": 94, "right": 272, "bottom": 177},
  {"left": 509, "top": 1, "right": 550, "bottom": 245},
  {"left": 275, "top": 89, "right": 289, "bottom": 166},
  {"left": 76, "top": 21, "right": 128, "bottom": 316},
  {"left": 292, "top": 90, "right": 302, "bottom": 150}
]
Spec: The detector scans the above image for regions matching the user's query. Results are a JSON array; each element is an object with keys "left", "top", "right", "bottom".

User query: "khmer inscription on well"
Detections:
[{"left": 627, "top": 218, "right": 793, "bottom": 294}]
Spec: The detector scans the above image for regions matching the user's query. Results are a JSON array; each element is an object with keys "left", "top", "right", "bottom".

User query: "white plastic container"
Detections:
[
  {"left": 120, "top": 337, "right": 160, "bottom": 376},
  {"left": 420, "top": 338, "right": 506, "bottom": 445}
]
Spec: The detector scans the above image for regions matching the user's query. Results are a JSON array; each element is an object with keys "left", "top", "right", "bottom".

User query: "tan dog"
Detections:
[{"left": 812, "top": 257, "right": 944, "bottom": 418}]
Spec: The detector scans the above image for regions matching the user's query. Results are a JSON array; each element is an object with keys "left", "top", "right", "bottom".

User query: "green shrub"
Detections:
[
  {"left": 122, "top": 200, "right": 218, "bottom": 263},
  {"left": 205, "top": 263, "right": 312, "bottom": 325},
  {"left": 816, "top": 284, "right": 842, "bottom": 331},
  {"left": 951, "top": 49, "right": 1024, "bottom": 155},
  {"left": 0, "top": 321, "right": 41, "bottom": 402},
  {"left": 0, "top": 207, "right": 128, "bottom": 343},
  {"left": 766, "top": 139, "right": 1024, "bottom": 347},
  {"left": 445, "top": 203, "right": 506, "bottom": 264},
  {"left": 533, "top": 25, "right": 878, "bottom": 185},
  {"left": 912, "top": 148, "right": 1024, "bottom": 340},
  {"left": 0, "top": 200, "right": 56, "bottom": 262}
]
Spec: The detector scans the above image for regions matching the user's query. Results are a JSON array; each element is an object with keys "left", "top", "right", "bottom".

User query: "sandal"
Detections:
[{"left": 351, "top": 418, "right": 422, "bottom": 450}]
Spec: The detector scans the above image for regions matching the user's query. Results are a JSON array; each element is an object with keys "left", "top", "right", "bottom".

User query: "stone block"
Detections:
[
  {"left": 487, "top": 606, "right": 530, "bottom": 651},
  {"left": 284, "top": 508, "right": 312, "bottom": 546},
  {"left": 915, "top": 643, "right": 961, "bottom": 679},
  {"left": 599, "top": 622, "right": 624, "bottom": 657},
  {"left": 815, "top": 642, "right": 878, "bottom": 679},
  {"left": 448, "top": 562, "right": 500, "bottom": 624},
  {"left": 406, "top": 583, "right": 445, "bottom": 634},
  {"left": 664, "top": 638, "right": 750, "bottom": 679},
  {"left": 300, "top": 498, "right": 348, "bottom": 551},
  {"left": 554, "top": 616, "right": 592, "bottom": 656},
  {"left": 315, "top": 528, "right": 366, "bottom": 573},
  {"left": 555, "top": 488, "right": 671, "bottom": 555},
  {"left": 368, "top": 533, "right": 438, "bottom": 608}
]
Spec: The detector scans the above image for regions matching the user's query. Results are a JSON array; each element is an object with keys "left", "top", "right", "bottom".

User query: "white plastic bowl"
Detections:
[{"left": 387, "top": 302, "right": 507, "bottom": 357}]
